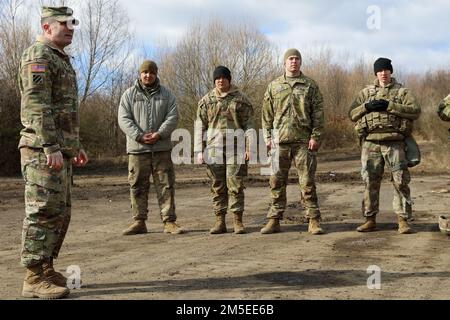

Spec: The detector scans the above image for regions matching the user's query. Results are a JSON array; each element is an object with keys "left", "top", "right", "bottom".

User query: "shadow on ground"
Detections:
[{"left": 71, "top": 269, "right": 450, "bottom": 299}]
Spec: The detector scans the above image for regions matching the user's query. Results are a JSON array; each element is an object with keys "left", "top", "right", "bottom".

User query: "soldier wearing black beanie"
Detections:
[
  {"left": 213, "top": 66, "right": 231, "bottom": 83},
  {"left": 374, "top": 57, "right": 393, "bottom": 75},
  {"left": 349, "top": 56, "right": 421, "bottom": 235}
]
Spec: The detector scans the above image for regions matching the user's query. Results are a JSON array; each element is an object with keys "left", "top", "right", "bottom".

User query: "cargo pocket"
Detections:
[
  {"left": 23, "top": 225, "right": 46, "bottom": 256},
  {"left": 23, "top": 160, "right": 64, "bottom": 218},
  {"left": 24, "top": 165, "right": 62, "bottom": 193}
]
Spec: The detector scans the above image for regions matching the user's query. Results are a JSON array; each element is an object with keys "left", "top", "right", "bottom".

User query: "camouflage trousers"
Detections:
[
  {"left": 206, "top": 162, "right": 247, "bottom": 216},
  {"left": 128, "top": 152, "right": 176, "bottom": 223},
  {"left": 361, "top": 140, "right": 412, "bottom": 219},
  {"left": 20, "top": 147, "right": 72, "bottom": 268},
  {"left": 268, "top": 143, "right": 320, "bottom": 219}
]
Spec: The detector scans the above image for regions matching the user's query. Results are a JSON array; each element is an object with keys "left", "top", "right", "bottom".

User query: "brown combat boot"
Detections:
[
  {"left": 43, "top": 258, "right": 68, "bottom": 288},
  {"left": 164, "top": 221, "right": 184, "bottom": 234},
  {"left": 398, "top": 216, "right": 415, "bottom": 234},
  {"left": 356, "top": 216, "right": 377, "bottom": 232},
  {"left": 22, "top": 265, "right": 70, "bottom": 299},
  {"left": 122, "top": 220, "right": 147, "bottom": 235},
  {"left": 233, "top": 212, "right": 246, "bottom": 234},
  {"left": 210, "top": 214, "right": 227, "bottom": 234},
  {"left": 261, "top": 218, "right": 281, "bottom": 234},
  {"left": 308, "top": 217, "right": 325, "bottom": 235}
]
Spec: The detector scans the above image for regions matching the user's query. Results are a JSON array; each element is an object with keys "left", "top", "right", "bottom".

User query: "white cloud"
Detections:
[{"left": 104, "top": 0, "right": 450, "bottom": 72}]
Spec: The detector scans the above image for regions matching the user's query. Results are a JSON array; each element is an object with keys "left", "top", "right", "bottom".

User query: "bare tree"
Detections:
[
  {"left": 38, "top": 0, "right": 71, "bottom": 6},
  {"left": 0, "top": 0, "right": 33, "bottom": 175},
  {"left": 157, "top": 19, "right": 278, "bottom": 132},
  {"left": 0, "top": 0, "right": 32, "bottom": 87},
  {"left": 79, "top": 59, "right": 137, "bottom": 156},
  {"left": 73, "top": 0, "right": 133, "bottom": 105}
]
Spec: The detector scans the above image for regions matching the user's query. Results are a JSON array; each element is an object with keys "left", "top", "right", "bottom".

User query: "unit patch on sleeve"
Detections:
[{"left": 32, "top": 74, "right": 44, "bottom": 85}]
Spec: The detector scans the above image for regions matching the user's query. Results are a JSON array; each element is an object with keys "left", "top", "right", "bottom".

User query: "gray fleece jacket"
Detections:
[{"left": 118, "top": 79, "right": 179, "bottom": 154}]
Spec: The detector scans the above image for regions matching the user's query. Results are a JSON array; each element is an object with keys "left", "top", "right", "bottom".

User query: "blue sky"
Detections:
[
  {"left": 115, "top": 0, "right": 450, "bottom": 73},
  {"left": 27, "top": 0, "right": 449, "bottom": 73}
]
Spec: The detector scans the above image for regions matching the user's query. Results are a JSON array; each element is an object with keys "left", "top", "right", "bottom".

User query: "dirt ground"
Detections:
[{"left": 1, "top": 151, "right": 449, "bottom": 300}]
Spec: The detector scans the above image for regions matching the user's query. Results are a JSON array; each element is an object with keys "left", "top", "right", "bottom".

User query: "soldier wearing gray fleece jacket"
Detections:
[
  {"left": 118, "top": 80, "right": 178, "bottom": 154},
  {"left": 118, "top": 60, "right": 184, "bottom": 236}
]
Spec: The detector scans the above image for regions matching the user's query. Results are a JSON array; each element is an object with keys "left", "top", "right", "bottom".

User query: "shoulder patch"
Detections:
[
  {"left": 30, "top": 64, "right": 46, "bottom": 73},
  {"left": 32, "top": 74, "right": 44, "bottom": 85}
]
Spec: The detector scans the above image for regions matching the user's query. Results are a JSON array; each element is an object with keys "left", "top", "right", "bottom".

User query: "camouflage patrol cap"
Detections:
[{"left": 41, "top": 6, "right": 79, "bottom": 26}]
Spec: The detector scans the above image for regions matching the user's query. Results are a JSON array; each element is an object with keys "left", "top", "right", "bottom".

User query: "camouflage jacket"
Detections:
[
  {"left": 348, "top": 78, "right": 421, "bottom": 141},
  {"left": 261, "top": 73, "right": 324, "bottom": 144},
  {"left": 437, "top": 94, "right": 450, "bottom": 121},
  {"left": 18, "top": 36, "right": 81, "bottom": 157},
  {"left": 195, "top": 86, "right": 254, "bottom": 153}
]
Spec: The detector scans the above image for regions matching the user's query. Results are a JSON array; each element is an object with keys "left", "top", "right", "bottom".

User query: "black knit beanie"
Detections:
[
  {"left": 374, "top": 57, "right": 393, "bottom": 75},
  {"left": 213, "top": 66, "right": 231, "bottom": 83}
]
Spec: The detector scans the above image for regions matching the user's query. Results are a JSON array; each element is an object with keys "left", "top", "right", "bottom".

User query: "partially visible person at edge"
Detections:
[
  {"left": 436, "top": 91, "right": 450, "bottom": 233},
  {"left": 348, "top": 57, "right": 421, "bottom": 234},
  {"left": 195, "top": 66, "right": 254, "bottom": 235},
  {"left": 437, "top": 94, "right": 450, "bottom": 122},
  {"left": 261, "top": 48, "right": 326, "bottom": 235},
  {"left": 118, "top": 60, "right": 184, "bottom": 236},
  {"left": 18, "top": 6, "right": 88, "bottom": 299}
]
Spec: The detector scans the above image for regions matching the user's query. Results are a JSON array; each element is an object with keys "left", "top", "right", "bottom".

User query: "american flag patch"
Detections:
[{"left": 30, "top": 64, "right": 46, "bottom": 73}]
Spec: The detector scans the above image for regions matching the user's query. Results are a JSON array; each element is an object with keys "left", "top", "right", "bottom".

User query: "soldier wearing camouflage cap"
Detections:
[
  {"left": 18, "top": 6, "right": 87, "bottom": 299},
  {"left": 195, "top": 66, "right": 255, "bottom": 235},
  {"left": 437, "top": 94, "right": 450, "bottom": 121},
  {"left": 261, "top": 49, "right": 325, "bottom": 235},
  {"left": 348, "top": 58, "right": 421, "bottom": 234}
]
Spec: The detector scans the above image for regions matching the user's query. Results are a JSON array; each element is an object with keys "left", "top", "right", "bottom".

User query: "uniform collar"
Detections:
[
  {"left": 373, "top": 77, "right": 398, "bottom": 88},
  {"left": 214, "top": 85, "right": 239, "bottom": 99},
  {"left": 282, "top": 72, "right": 307, "bottom": 85},
  {"left": 37, "top": 35, "right": 69, "bottom": 57},
  {"left": 135, "top": 79, "right": 161, "bottom": 97}
]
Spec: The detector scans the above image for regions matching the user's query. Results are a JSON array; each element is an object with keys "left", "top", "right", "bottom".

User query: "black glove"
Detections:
[
  {"left": 365, "top": 100, "right": 379, "bottom": 112},
  {"left": 375, "top": 99, "right": 389, "bottom": 111},
  {"left": 365, "top": 99, "right": 389, "bottom": 112}
]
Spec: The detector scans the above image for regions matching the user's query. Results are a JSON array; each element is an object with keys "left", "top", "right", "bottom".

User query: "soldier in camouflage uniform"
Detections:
[
  {"left": 437, "top": 94, "right": 450, "bottom": 121},
  {"left": 18, "top": 7, "right": 87, "bottom": 299},
  {"left": 118, "top": 60, "right": 184, "bottom": 236},
  {"left": 195, "top": 66, "right": 254, "bottom": 234},
  {"left": 348, "top": 58, "right": 421, "bottom": 234},
  {"left": 261, "top": 49, "right": 325, "bottom": 235},
  {"left": 437, "top": 94, "right": 450, "bottom": 234}
]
